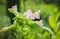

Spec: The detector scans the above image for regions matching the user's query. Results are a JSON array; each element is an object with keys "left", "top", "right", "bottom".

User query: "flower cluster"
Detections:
[
  {"left": 25, "top": 9, "right": 43, "bottom": 26},
  {"left": 9, "top": 5, "right": 43, "bottom": 26}
]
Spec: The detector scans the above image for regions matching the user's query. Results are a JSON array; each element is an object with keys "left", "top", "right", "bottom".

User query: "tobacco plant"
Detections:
[{"left": 0, "top": 5, "right": 60, "bottom": 39}]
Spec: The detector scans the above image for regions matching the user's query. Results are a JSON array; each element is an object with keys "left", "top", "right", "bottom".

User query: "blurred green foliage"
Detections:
[
  {"left": 0, "top": 0, "right": 11, "bottom": 28},
  {"left": 19, "top": 0, "right": 59, "bottom": 21},
  {"left": 2, "top": 5, "right": 59, "bottom": 39},
  {"left": 0, "top": 0, "right": 60, "bottom": 39},
  {"left": 0, "top": 0, "right": 11, "bottom": 39}
]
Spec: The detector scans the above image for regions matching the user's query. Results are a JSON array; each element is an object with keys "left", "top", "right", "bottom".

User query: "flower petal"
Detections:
[
  {"left": 34, "top": 10, "right": 41, "bottom": 19},
  {"left": 38, "top": 20, "right": 43, "bottom": 26},
  {"left": 26, "top": 9, "right": 35, "bottom": 19},
  {"left": 12, "top": 5, "right": 17, "bottom": 11}
]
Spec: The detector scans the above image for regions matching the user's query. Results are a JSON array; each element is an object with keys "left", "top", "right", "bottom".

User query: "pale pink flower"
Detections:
[
  {"left": 34, "top": 10, "right": 41, "bottom": 19},
  {"left": 26, "top": 9, "right": 35, "bottom": 19},
  {"left": 12, "top": 5, "right": 17, "bottom": 11},
  {"left": 25, "top": 9, "right": 40, "bottom": 19},
  {"left": 25, "top": 9, "right": 43, "bottom": 26}
]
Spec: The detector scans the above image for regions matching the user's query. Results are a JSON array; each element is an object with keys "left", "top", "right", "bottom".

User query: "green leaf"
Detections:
[
  {"left": 43, "top": 31, "right": 51, "bottom": 39},
  {"left": 49, "top": 16, "right": 57, "bottom": 32},
  {"left": 55, "top": 31, "right": 60, "bottom": 39},
  {"left": 27, "top": 33, "right": 35, "bottom": 39},
  {"left": 49, "top": 12, "right": 60, "bottom": 33},
  {"left": 17, "top": 25, "right": 22, "bottom": 33}
]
